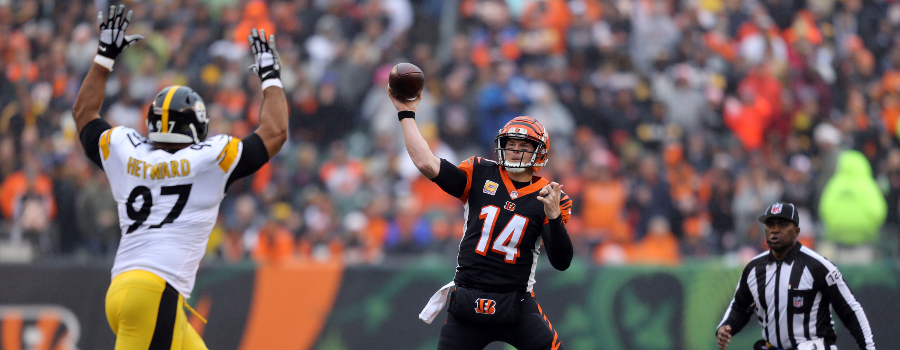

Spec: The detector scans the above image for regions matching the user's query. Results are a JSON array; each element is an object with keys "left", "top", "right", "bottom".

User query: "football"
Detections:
[{"left": 388, "top": 63, "right": 425, "bottom": 100}]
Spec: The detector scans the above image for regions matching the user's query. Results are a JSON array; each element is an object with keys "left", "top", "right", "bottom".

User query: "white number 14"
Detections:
[{"left": 476, "top": 205, "right": 529, "bottom": 263}]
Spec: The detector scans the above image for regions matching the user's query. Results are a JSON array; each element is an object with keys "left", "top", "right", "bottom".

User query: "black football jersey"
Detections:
[{"left": 449, "top": 157, "right": 572, "bottom": 293}]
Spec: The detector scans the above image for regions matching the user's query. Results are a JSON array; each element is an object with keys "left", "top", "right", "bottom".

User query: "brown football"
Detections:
[{"left": 389, "top": 63, "right": 424, "bottom": 100}]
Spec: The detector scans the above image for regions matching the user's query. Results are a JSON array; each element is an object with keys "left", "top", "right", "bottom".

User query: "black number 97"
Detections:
[{"left": 125, "top": 184, "right": 192, "bottom": 234}]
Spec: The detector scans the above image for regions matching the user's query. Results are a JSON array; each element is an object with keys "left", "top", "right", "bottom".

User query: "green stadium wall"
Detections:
[{"left": 1, "top": 260, "right": 897, "bottom": 349}]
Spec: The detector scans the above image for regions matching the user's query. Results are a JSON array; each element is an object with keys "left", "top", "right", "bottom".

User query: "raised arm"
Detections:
[
  {"left": 247, "top": 29, "right": 288, "bottom": 158},
  {"left": 390, "top": 89, "right": 440, "bottom": 179},
  {"left": 73, "top": 64, "right": 110, "bottom": 134},
  {"left": 73, "top": 5, "right": 143, "bottom": 134}
]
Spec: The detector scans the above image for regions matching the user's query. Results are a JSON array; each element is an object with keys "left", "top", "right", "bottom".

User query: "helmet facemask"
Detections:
[
  {"left": 495, "top": 136, "right": 547, "bottom": 173},
  {"left": 494, "top": 116, "right": 550, "bottom": 173}
]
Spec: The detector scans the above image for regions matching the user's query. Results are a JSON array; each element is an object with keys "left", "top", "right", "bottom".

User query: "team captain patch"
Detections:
[{"left": 483, "top": 180, "right": 499, "bottom": 195}]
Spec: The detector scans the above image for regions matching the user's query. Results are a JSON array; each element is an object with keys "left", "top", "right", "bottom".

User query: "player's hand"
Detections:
[
  {"left": 388, "top": 87, "right": 422, "bottom": 113},
  {"left": 716, "top": 325, "right": 732, "bottom": 349},
  {"left": 248, "top": 28, "right": 281, "bottom": 85},
  {"left": 97, "top": 5, "right": 143, "bottom": 60},
  {"left": 536, "top": 182, "right": 562, "bottom": 220}
]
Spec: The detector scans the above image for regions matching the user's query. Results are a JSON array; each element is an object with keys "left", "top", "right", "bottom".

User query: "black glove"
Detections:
[
  {"left": 753, "top": 340, "right": 782, "bottom": 350},
  {"left": 96, "top": 5, "right": 143, "bottom": 62},
  {"left": 247, "top": 28, "right": 281, "bottom": 87}
]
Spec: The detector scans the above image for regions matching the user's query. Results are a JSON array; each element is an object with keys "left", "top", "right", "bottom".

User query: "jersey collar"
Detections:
[
  {"left": 767, "top": 241, "right": 803, "bottom": 264},
  {"left": 499, "top": 167, "right": 549, "bottom": 199}
]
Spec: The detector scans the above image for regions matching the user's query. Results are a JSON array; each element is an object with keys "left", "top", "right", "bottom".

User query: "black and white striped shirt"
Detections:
[{"left": 718, "top": 243, "right": 876, "bottom": 350}]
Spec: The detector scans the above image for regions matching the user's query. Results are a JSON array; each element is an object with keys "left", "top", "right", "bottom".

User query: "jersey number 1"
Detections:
[
  {"left": 476, "top": 205, "right": 529, "bottom": 263},
  {"left": 125, "top": 184, "right": 192, "bottom": 233}
]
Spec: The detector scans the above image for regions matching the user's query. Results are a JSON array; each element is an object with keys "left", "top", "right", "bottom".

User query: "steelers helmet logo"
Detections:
[{"left": 193, "top": 100, "right": 208, "bottom": 123}]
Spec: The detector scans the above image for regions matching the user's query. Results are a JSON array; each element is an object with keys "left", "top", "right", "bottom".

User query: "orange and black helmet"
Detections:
[
  {"left": 146, "top": 85, "right": 209, "bottom": 144},
  {"left": 494, "top": 116, "right": 549, "bottom": 172}
]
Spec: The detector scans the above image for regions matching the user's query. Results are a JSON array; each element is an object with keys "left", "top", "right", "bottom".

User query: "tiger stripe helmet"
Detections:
[{"left": 494, "top": 116, "right": 549, "bottom": 172}]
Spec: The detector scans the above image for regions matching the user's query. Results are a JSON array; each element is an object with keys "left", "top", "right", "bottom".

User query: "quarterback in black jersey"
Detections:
[{"left": 390, "top": 88, "right": 573, "bottom": 350}]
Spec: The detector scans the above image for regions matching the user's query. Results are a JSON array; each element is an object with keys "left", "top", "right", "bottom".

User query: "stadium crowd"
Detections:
[{"left": 2, "top": 0, "right": 900, "bottom": 266}]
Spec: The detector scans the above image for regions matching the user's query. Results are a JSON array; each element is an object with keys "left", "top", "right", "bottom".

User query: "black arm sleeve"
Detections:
[
  {"left": 719, "top": 266, "right": 755, "bottom": 335},
  {"left": 541, "top": 216, "right": 573, "bottom": 271},
  {"left": 225, "top": 132, "right": 270, "bottom": 191},
  {"left": 429, "top": 158, "right": 468, "bottom": 199},
  {"left": 79, "top": 118, "right": 113, "bottom": 170}
]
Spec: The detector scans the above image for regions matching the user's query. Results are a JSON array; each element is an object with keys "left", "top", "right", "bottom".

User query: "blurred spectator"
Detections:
[
  {"left": 437, "top": 74, "right": 478, "bottom": 153},
  {"left": 234, "top": 1, "right": 276, "bottom": 48},
  {"left": 878, "top": 149, "right": 900, "bottom": 259},
  {"left": 470, "top": 0, "right": 520, "bottom": 69},
  {"left": 106, "top": 92, "right": 143, "bottom": 130},
  {"left": 723, "top": 84, "right": 772, "bottom": 151},
  {"left": 299, "top": 187, "right": 340, "bottom": 260},
  {"left": 251, "top": 202, "right": 296, "bottom": 264},
  {"left": 819, "top": 150, "right": 887, "bottom": 265},
  {"left": 477, "top": 60, "right": 530, "bottom": 149},
  {"left": 219, "top": 194, "right": 263, "bottom": 262},
  {"left": 526, "top": 81, "right": 575, "bottom": 143},
  {"left": 4, "top": 0, "right": 900, "bottom": 266},
  {"left": 76, "top": 169, "right": 118, "bottom": 257},
  {"left": 518, "top": 0, "right": 571, "bottom": 58},
  {"left": 383, "top": 196, "right": 431, "bottom": 255},
  {"left": 811, "top": 122, "right": 843, "bottom": 210},
  {"left": 630, "top": 0, "right": 680, "bottom": 73},
  {"left": 579, "top": 148, "right": 629, "bottom": 249},
  {"left": 0, "top": 154, "right": 56, "bottom": 254},
  {"left": 628, "top": 216, "right": 681, "bottom": 266},
  {"left": 319, "top": 141, "right": 366, "bottom": 215},
  {"left": 627, "top": 154, "right": 675, "bottom": 241},
  {"left": 52, "top": 154, "right": 83, "bottom": 255},
  {"left": 653, "top": 64, "right": 712, "bottom": 134},
  {"left": 732, "top": 165, "right": 783, "bottom": 249},
  {"left": 635, "top": 101, "right": 682, "bottom": 152},
  {"left": 304, "top": 14, "right": 343, "bottom": 84}
]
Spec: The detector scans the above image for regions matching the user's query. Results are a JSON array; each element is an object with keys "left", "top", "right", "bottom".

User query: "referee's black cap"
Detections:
[{"left": 758, "top": 202, "right": 799, "bottom": 226}]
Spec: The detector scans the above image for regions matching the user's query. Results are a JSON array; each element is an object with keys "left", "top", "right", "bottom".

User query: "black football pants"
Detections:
[{"left": 437, "top": 292, "right": 565, "bottom": 350}]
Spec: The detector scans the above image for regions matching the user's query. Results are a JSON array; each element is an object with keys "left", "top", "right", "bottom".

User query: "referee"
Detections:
[{"left": 716, "top": 202, "right": 876, "bottom": 350}]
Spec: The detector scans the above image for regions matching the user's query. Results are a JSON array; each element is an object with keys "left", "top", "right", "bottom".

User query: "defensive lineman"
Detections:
[{"left": 72, "top": 5, "right": 287, "bottom": 349}]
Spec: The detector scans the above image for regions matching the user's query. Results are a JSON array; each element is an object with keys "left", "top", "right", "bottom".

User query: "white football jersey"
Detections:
[{"left": 97, "top": 126, "right": 244, "bottom": 298}]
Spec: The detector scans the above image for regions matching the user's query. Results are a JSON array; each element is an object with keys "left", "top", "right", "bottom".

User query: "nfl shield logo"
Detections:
[
  {"left": 772, "top": 203, "right": 783, "bottom": 214},
  {"left": 793, "top": 296, "right": 803, "bottom": 308},
  {"left": 510, "top": 191, "right": 518, "bottom": 199}
]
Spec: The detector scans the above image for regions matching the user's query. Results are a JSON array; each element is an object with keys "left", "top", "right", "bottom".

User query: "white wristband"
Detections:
[
  {"left": 93, "top": 55, "right": 115, "bottom": 70},
  {"left": 261, "top": 78, "right": 283, "bottom": 91}
]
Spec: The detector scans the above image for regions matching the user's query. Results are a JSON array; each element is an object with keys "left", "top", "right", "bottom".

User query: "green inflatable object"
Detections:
[{"left": 819, "top": 150, "right": 887, "bottom": 245}]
